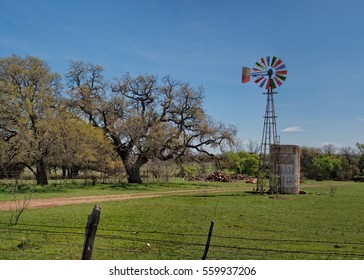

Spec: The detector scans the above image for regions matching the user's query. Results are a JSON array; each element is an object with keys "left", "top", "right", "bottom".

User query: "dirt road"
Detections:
[{"left": 0, "top": 187, "right": 246, "bottom": 211}]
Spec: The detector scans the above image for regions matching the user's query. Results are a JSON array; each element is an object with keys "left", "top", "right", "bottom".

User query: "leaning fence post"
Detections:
[
  {"left": 202, "top": 220, "right": 215, "bottom": 260},
  {"left": 82, "top": 205, "right": 101, "bottom": 260}
]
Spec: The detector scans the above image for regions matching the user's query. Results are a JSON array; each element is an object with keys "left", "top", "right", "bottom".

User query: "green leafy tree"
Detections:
[
  {"left": 224, "top": 151, "right": 259, "bottom": 176},
  {"left": 313, "top": 154, "right": 341, "bottom": 180},
  {"left": 0, "top": 55, "right": 62, "bottom": 185},
  {"left": 0, "top": 55, "right": 115, "bottom": 184},
  {"left": 0, "top": 138, "right": 24, "bottom": 178},
  {"left": 47, "top": 114, "right": 116, "bottom": 177}
]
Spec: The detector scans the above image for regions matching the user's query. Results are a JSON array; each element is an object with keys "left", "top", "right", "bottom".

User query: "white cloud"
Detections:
[{"left": 281, "top": 126, "right": 305, "bottom": 132}]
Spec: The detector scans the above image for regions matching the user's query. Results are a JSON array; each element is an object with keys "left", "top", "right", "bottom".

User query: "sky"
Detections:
[{"left": 1, "top": 0, "right": 363, "bottom": 149}]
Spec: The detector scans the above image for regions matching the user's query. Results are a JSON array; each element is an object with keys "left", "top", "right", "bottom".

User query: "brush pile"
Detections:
[
  {"left": 191, "top": 172, "right": 257, "bottom": 183},
  {"left": 205, "top": 172, "right": 233, "bottom": 182}
]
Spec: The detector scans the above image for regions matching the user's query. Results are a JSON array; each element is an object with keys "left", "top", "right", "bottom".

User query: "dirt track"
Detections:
[{"left": 0, "top": 187, "right": 246, "bottom": 211}]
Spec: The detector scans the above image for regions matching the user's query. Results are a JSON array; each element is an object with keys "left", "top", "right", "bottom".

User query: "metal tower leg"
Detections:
[{"left": 256, "top": 88, "right": 280, "bottom": 193}]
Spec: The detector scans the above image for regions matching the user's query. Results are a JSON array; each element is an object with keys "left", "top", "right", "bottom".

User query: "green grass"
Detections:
[
  {"left": 0, "top": 179, "right": 238, "bottom": 201},
  {"left": 0, "top": 180, "right": 363, "bottom": 260}
]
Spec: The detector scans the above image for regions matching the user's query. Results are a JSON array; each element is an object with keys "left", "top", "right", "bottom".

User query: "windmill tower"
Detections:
[{"left": 242, "top": 56, "right": 287, "bottom": 192}]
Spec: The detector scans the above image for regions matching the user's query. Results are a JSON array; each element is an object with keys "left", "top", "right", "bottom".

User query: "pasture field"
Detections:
[{"left": 0, "top": 180, "right": 363, "bottom": 260}]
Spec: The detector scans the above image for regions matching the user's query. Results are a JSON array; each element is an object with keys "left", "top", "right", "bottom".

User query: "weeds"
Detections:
[
  {"left": 9, "top": 186, "right": 32, "bottom": 225},
  {"left": 329, "top": 185, "right": 338, "bottom": 197}
]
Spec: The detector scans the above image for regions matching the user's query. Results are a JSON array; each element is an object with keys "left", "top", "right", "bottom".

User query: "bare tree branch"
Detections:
[{"left": 66, "top": 64, "right": 236, "bottom": 183}]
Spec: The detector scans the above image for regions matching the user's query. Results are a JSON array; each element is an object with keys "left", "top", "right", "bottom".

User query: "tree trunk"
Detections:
[
  {"left": 70, "top": 166, "right": 80, "bottom": 178},
  {"left": 125, "top": 164, "right": 143, "bottom": 183},
  {"left": 116, "top": 145, "right": 148, "bottom": 184},
  {"left": 62, "top": 167, "right": 67, "bottom": 179},
  {"left": 35, "top": 160, "right": 48, "bottom": 185}
]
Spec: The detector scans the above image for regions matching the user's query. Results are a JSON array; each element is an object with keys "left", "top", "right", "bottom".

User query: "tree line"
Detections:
[
  {"left": 1, "top": 55, "right": 362, "bottom": 185},
  {"left": 300, "top": 143, "right": 364, "bottom": 181},
  {"left": 0, "top": 55, "right": 236, "bottom": 185},
  {"left": 221, "top": 143, "right": 364, "bottom": 181}
]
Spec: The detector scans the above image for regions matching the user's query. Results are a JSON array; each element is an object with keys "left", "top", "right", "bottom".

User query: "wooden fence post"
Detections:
[
  {"left": 82, "top": 205, "right": 101, "bottom": 260},
  {"left": 202, "top": 220, "right": 215, "bottom": 260}
]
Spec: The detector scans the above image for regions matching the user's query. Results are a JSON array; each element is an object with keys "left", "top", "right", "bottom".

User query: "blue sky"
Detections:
[{"left": 1, "top": 0, "right": 363, "bottom": 149}]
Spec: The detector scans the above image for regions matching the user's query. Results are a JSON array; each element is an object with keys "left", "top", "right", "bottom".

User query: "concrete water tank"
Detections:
[{"left": 270, "top": 145, "right": 300, "bottom": 194}]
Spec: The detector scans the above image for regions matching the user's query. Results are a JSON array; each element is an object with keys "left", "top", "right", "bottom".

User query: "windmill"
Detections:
[{"left": 242, "top": 56, "right": 288, "bottom": 192}]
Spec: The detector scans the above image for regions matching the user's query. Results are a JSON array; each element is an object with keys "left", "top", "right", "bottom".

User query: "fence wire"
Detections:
[{"left": 1, "top": 219, "right": 364, "bottom": 260}]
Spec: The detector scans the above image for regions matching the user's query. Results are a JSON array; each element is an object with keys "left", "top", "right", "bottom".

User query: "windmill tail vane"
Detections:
[{"left": 241, "top": 56, "right": 287, "bottom": 90}]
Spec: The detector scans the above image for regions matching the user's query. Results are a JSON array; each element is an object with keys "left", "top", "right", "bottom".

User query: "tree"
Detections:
[
  {"left": 356, "top": 143, "right": 364, "bottom": 173},
  {"left": 300, "top": 146, "right": 322, "bottom": 179},
  {"left": 339, "top": 146, "right": 357, "bottom": 166},
  {"left": 46, "top": 113, "right": 116, "bottom": 177},
  {"left": 66, "top": 61, "right": 236, "bottom": 183},
  {"left": 224, "top": 151, "right": 259, "bottom": 176},
  {"left": 322, "top": 143, "right": 338, "bottom": 155},
  {"left": 313, "top": 154, "right": 341, "bottom": 180},
  {"left": 244, "top": 139, "right": 260, "bottom": 154},
  {"left": 0, "top": 138, "right": 24, "bottom": 178},
  {"left": 0, "top": 55, "right": 115, "bottom": 185},
  {"left": 338, "top": 146, "right": 359, "bottom": 180},
  {"left": 0, "top": 55, "right": 62, "bottom": 185}
]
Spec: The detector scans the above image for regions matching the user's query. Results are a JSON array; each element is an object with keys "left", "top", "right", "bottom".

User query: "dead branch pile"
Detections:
[
  {"left": 190, "top": 172, "right": 258, "bottom": 183},
  {"left": 205, "top": 172, "right": 233, "bottom": 182}
]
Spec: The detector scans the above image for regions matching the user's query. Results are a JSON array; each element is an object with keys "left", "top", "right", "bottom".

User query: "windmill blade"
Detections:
[
  {"left": 270, "top": 78, "right": 277, "bottom": 89},
  {"left": 254, "top": 76, "right": 265, "bottom": 84},
  {"left": 260, "top": 57, "right": 266, "bottom": 67},
  {"left": 271, "top": 56, "right": 277, "bottom": 68},
  {"left": 266, "top": 56, "right": 271, "bottom": 66},
  {"left": 274, "top": 76, "right": 282, "bottom": 87},
  {"left": 276, "top": 70, "right": 287, "bottom": 75},
  {"left": 275, "top": 64, "right": 286, "bottom": 71},
  {"left": 241, "top": 67, "right": 250, "bottom": 83},
  {"left": 258, "top": 77, "right": 267, "bottom": 88},
  {"left": 273, "top": 58, "right": 283, "bottom": 68},
  {"left": 265, "top": 78, "right": 277, "bottom": 89},
  {"left": 255, "top": 61, "right": 265, "bottom": 70},
  {"left": 265, "top": 79, "right": 271, "bottom": 89},
  {"left": 275, "top": 74, "right": 287, "bottom": 81},
  {"left": 252, "top": 68, "right": 262, "bottom": 72}
]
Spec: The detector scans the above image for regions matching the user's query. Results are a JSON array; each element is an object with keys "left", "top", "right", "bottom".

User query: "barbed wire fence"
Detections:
[{"left": 1, "top": 206, "right": 364, "bottom": 260}]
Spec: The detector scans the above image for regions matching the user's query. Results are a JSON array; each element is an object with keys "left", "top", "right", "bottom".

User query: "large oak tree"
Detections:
[
  {"left": 0, "top": 55, "right": 62, "bottom": 185},
  {"left": 66, "top": 61, "right": 236, "bottom": 183}
]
